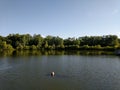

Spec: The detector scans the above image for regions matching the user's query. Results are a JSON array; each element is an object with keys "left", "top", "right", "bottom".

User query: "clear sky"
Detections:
[{"left": 0, "top": 0, "right": 120, "bottom": 38}]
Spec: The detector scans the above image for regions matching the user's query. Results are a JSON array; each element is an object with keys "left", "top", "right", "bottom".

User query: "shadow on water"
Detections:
[
  {"left": 0, "top": 50, "right": 115, "bottom": 57},
  {"left": 45, "top": 73, "right": 71, "bottom": 79}
]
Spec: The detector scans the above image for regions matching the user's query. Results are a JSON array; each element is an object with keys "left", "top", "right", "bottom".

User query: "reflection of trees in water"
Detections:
[
  {"left": 14, "top": 50, "right": 42, "bottom": 56},
  {"left": 0, "top": 50, "right": 114, "bottom": 57},
  {"left": 79, "top": 50, "right": 113, "bottom": 55},
  {"left": 42, "top": 50, "right": 64, "bottom": 55},
  {"left": 0, "top": 50, "right": 13, "bottom": 57}
]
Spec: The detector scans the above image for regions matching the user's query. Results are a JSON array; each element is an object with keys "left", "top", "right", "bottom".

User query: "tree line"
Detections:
[{"left": 0, "top": 34, "right": 120, "bottom": 51}]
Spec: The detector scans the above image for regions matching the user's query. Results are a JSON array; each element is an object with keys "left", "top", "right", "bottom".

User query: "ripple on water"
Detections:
[{"left": 0, "top": 65, "right": 12, "bottom": 71}]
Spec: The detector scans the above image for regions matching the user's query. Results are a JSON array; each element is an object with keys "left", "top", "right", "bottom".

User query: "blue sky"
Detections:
[{"left": 0, "top": 0, "right": 120, "bottom": 38}]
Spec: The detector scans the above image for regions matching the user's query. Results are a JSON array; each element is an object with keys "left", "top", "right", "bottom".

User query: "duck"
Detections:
[{"left": 51, "top": 72, "right": 55, "bottom": 76}]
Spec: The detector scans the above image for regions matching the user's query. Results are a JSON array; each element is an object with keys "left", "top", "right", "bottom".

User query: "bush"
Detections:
[{"left": 30, "top": 45, "right": 37, "bottom": 50}]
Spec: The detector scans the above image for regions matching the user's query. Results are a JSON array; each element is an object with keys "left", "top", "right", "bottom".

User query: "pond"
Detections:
[{"left": 0, "top": 50, "right": 120, "bottom": 90}]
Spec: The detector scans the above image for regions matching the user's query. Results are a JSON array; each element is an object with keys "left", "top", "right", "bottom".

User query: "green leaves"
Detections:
[{"left": 0, "top": 34, "right": 119, "bottom": 50}]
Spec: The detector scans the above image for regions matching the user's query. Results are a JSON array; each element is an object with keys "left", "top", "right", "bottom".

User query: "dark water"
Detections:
[{"left": 0, "top": 51, "right": 120, "bottom": 90}]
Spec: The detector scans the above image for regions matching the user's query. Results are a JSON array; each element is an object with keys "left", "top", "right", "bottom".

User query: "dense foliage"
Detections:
[{"left": 0, "top": 34, "right": 120, "bottom": 51}]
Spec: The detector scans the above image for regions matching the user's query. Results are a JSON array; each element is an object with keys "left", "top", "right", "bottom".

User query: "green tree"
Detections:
[
  {"left": 44, "top": 41, "right": 48, "bottom": 48},
  {"left": 0, "top": 41, "right": 13, "bottom": 50},
  {"left": 6, "top": 34, "right": 21, "bottom": 48}
]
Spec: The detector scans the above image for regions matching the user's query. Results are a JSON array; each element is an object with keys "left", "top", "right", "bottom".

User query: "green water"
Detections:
[{"left": 0, "top": 50, "right": 120, "bottom": 90}]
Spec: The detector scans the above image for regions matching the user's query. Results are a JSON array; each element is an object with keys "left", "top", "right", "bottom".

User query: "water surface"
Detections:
[{"left": 0, "top": 51, "right": 120, "bottom": 90}]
